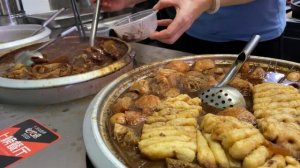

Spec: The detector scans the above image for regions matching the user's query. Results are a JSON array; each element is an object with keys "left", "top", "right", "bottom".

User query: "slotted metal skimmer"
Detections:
[{"left": 199, "top": 35, "right": 261, "bottom": 109}]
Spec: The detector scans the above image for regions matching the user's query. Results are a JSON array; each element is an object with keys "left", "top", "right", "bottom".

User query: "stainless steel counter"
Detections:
[{"left": 0, "top": 43, "right": 190, "bottom": 168}]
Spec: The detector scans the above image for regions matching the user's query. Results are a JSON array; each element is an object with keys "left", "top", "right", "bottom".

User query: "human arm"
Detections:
[
  {"left": 150, "top": 0, "right": 255, "bottom": 44},
  {"left": 91, "top": 0, "right": 146, "bottom": 12}
]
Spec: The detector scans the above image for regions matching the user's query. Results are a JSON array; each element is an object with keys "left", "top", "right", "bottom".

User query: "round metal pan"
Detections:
[
  {"left": 83, "top": 54, "right": 300, "bottom": 168},
  {"left": 0, "top": 36, "right": 133, "bottom": 105}
]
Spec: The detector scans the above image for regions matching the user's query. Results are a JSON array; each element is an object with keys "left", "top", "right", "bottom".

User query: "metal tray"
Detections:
[
  {"left": 0, "top": 36, "right": 133, "bottom": 105},
  {"left": 83, "top": 54, "right": 300, "bottom": 168}
]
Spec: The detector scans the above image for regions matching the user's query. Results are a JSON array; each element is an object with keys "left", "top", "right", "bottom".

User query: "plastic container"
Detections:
[
  {"left": 85, "top": 23, "right": 111, "bottom": 37},
  {"left": 112, "top": 9, "right": 157, "bottom": 42}
]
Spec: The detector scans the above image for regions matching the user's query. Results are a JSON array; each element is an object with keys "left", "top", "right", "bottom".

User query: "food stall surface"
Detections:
[{"left": 0, "top": 43, "right": 189, "bottom": 168}]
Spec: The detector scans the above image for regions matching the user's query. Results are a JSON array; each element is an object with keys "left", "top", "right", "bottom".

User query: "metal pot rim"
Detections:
[
  {"left": 0, "top": 36, "right": 132, "bottom": 89},
  {"left": 83, "top": 54, "right": 300, "bottom": 168},
  {"left": 0, "top": 24, "right": 51, "bottom": 50}
]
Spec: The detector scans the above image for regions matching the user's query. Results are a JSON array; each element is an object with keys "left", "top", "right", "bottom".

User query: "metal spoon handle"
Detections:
[
  {"left": 30, "top": 8, "right": 65, "bottom": 36},
  {"left": 217, "top": 35, "right": 261, "bottom": 87},
  {"left": 90, "top": 0, "right": 101, "bottom": 47},
  {"left": 35, "top": 26, "right": 77, "bottom": 52}
]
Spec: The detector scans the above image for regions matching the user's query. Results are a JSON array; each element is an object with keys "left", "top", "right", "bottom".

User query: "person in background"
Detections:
[{"left": 95, "top": 0, "right": 286, "bottom": 58}]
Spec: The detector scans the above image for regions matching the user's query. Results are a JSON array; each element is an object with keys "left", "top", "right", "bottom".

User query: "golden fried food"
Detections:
[
  {"left": 229, "top": 133, "right": 265, "bottom": 160},
  {"left": 150, "top": 74, "right": 173, "bottom": 96},
  {"left": 165, "top": 60, "right": 190, "bottom": 73},
  {"left": 164, "top": 88, "right": 181, "bottom": 98},
  {"left": 285, "top": 156, "right": 300, "bottom": 167},
  {"left": 201, "top": 113, "right": 253, "bottom": 135},
  {"left": 287, "top": 72, "right": 300, "bottom": 82},
  {"left": 110, "top": 113, "right": 126, "bottom": 125},
  {"left": 124, "top": 111, "right": 146, "bottom": 126},
  {"left": 229, "top": 77, "right": 253, "bottom": 96},
  {"left": 146, "top": 109, "right": 199, "bottom": 123},
  {"left": 196, "top": 130, "right": 217, "bottom": 168},
  {"left": 248, "top": 67, "right": 265, "bottom": 80},
  {"left": 258, "top": 155, "right": 286, "bottom": 168},
  {"left": 180, "top": 72, "right": 216, "bottom": 92},
  {"left": 129, "top": 79, "right": 150, "bottom": 95},
  {"left": 218, "top": 107, "right": 256, "bottom": 125},
  {"left": 204, "top": 133, "right": 229, "bottom": 168},
  {"left": 253, "top": 83, "right": 298, "bottom": 98},
  {"left": 254, "top": 108, "right": 299, "bottom": 119},
  {"left": 156, "top": 68, "right": 184, "bottom": 87},
  {"left": 226, "top": 152, "right": 241, "bottom": 168},
  {"left": 135, "top": 95, "right": 161, "bottom": 111},
  {"left": 253, "top": 82, "right": 297, "bottom": 91},
  {"left": 193, "top": 59, "right": 215, "bottom": 72},
  {"left": 253, "top": 83, "right": 300, "bottom": 159},
  {"left": 114, "top": 123, "right": 140, "bottom": 145},
  {"left": 243, "top": 146, "right": 271, "bottom": 168},
  {"left": 221, "top": 128, "right": 259, "bottom": 150},
  {"left": 112, "top": 97, "right": 133, "bottom": 113},
  {"left": 139, "top": 95, "right": 201, "bottom": 162}
]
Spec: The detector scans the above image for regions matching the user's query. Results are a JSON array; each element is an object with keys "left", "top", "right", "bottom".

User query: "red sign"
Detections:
[{"left": 0, "top": 119, "right": 61, "bottom": 167}]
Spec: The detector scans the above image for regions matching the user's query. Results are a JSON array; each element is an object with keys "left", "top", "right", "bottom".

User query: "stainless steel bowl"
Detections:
[
  {"left": 0, "top": 36, "right": 133, "bottom": 105},
  {"left": 0, "top": 24, "right": 51, "bottom": 53},
  {"left": 83, "top": 55, "right": 300, "bottom": 168}
]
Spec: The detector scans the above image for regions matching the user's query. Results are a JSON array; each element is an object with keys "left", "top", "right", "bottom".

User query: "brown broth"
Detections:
[{"left": 0, "top": 37, "right": 128, "bottom": 78}]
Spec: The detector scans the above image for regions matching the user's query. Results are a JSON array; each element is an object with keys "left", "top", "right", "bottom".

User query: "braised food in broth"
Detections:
[
  {"left": 107, "top": 59, "right": 300, "bottom": 168},
  {"left": 0, "top": 38, "right": 128, "bottom": 79}
]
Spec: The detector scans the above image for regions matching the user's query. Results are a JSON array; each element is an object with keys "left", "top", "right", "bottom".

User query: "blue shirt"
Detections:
[{"left": 187, "top": 0, "right": 286, "bottom": 42}]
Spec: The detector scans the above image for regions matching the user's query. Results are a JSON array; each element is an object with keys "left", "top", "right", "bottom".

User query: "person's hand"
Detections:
[
  {"left": 90, "top": 0, "right": 130, "bottom": 12},
  {"left": 150, "top": 0, "right": 213, "bottom": 44}
]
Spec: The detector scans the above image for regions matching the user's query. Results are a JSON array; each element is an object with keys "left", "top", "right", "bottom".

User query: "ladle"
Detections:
[
  {"left": 30, "top": 8, "right": 65, "bottom": 36},
  {"left": 199, "top": 35, "right": 261, "bottom": 109},
  {"left": 15, "top": 26, "right": 77, "bottom": 66}
]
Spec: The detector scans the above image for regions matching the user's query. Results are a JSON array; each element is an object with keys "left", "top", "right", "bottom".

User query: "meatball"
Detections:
[
  {"left": 214, "top": 67, "right": 224, "bottom": 75},
  {"left": 157, "top": 68, "right": 183, "bottom": 87},
  {"left": 150, "top": 75, "right": 172, "bottom": 96},
  {"left": 125, "top": 111, "right": 146, "bottom": 126},
  {"left": 241, "top": 62, "right": 251, "bottom": 74},
  {"left": 165, "top": 60, "right": 190, "bottom": 72},
  {"left": 135, "top": 95, "right": 161, "bottom": 111},
  {"left": 193, "top": 59, "right": 215, "bottom": 72},
  {"left": 181, "top": 73, "right": 216, "bottom": 92},
  {"left": 110, "top": 113, "right": 126, "bottom": 125},
  {"left": 287, "top": 72, "right": 300, "bottom": 82},
  {"left": 248, "top": 67, "right": 265, "bottom": 80},
  {"left": 112, "top": 97, "right": 133, "bottom": 113},
  {"left": 164, "top": 88, "right": 181, "bottom": 98},
  {"left": 122, "top": 92, "right": 139, "bottom": 100},
  {"left": 167, "top": 72, "right": 183, "bottom": 87},
  {"left": 229, "top": 77, "right": 253, "bottom": 96},
  {"left": 129, "top": 79, "right": 150, "bottom": 95}
]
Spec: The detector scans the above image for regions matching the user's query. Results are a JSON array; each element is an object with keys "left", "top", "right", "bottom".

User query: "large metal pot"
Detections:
[
  {"left": 83, "top": 55, "right": 300, "bottom": 168},
  {"left": 0, "top": 36, "right": 133, "bottom": 104}
]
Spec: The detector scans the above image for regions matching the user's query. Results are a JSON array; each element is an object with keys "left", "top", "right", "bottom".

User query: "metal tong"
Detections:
[
  {"left": 70, "top": 0, "right": 86, "bottom": 37},
  {"left": 89, "top": 0, "right": 102, "bottom": 47}
]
